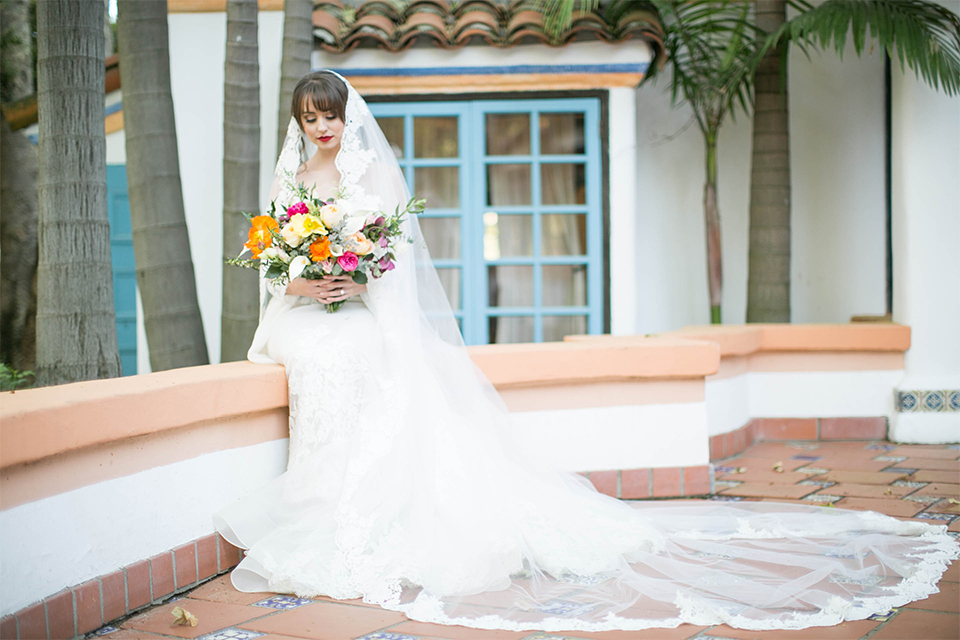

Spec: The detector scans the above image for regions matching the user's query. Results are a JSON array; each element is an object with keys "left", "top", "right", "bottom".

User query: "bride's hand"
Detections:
[
  {"left": 318, "top": 275, "right": 366, "bottom": 304},
  {"left": 285, "top": 275, "right": 366, "bottom": 303}
]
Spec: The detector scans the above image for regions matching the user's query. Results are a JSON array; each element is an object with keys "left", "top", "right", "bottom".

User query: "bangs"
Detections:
[{"left": 292, "top": 72, "right": 347, "bottom": 126}]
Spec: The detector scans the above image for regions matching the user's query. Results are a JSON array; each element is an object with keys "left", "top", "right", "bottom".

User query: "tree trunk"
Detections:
[
  {"left": 704, "top": 130, "right": 723, "bottom": 324},
  {"left": 221, "top": 0, "right": 260, "bottom": 362},
  {"left": 117, "top": 0, "right": 209, "bottom": 371},
  {"left": 0, "top": 0, "right": 39, "bottom": 374},
  {"left": 35, "top": 0, "right": 121, "bottom": 385},
  {"left": 746, "top": 0, "right": 791, "bottom": 322},
  {"left": 277, "top": 0, "right": 312, "bottom": 155}
]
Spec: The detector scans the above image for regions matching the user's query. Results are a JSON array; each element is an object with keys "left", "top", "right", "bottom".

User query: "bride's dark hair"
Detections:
[{"left": 292, "top": 71, "right": 348, "bottom": 126}]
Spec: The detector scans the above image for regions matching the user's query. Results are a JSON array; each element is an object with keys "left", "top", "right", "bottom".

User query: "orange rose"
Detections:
[
  {"left": 309, "top": 236, "right": 332, "bottom": 262},
  {"left": 244, "top": 216, "right": 278, "bottom": 258}
]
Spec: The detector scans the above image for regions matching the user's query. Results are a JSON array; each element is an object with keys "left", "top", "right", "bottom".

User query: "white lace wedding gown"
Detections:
[{"left": 214, "top": 75, "right": 958, "bottom": 633}]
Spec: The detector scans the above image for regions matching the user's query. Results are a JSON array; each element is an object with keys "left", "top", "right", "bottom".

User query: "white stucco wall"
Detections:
[{"left": 633, "top": 22, "right": 887, "bottom": 334}]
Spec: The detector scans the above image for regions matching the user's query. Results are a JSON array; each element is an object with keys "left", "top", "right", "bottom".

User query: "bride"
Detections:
[{"left": 214, "top": 70, "right": 958, "bottom": 633}]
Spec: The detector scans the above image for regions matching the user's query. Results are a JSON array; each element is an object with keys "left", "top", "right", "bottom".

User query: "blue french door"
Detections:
[
  {"left": 371, "top": 98, "right": 602, "bottom": 345},
  {"left": 106, "top": 165, "right": 138, "bottom": 375}
]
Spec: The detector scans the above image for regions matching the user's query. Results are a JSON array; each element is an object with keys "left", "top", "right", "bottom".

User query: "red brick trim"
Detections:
[
  {"left": 583, "top": 464, "right": 714, "bottom": 499},
  {"left": 1, "top": 533, "right": 243, "bottom": 640},
  {"left": 710, "top": 417, "right": 889, "bottom": 461}
]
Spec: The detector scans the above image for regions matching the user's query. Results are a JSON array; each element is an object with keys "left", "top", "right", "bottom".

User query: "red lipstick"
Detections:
[{"left": 319, "top": 135, "right": 333, "bottom": 142}]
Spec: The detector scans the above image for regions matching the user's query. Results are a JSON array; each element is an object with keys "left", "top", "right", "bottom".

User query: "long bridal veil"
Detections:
[{"left": 216, "top": 71, "right": 959, "bottom": 633}]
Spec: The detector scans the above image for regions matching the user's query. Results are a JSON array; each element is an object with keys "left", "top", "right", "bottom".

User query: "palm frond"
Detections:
[{"left": 768, "top": 0, "right": 960, "bottom": 95}]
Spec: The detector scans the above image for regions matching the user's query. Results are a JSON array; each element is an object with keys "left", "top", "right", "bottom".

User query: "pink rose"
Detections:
[
  {"left": 288, "top": 202, "right": 308, "bottom": 216},
  {"left": 337, "top": 252, "right": 359, "bottom": 272}
]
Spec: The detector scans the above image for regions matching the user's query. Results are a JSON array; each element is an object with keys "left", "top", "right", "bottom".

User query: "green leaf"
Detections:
[
  {"left": 265, "top": 264, "right": 283, "bottom": 280},
  {"left": 352, "top": 271, "right": 368, "bottom": 285}
]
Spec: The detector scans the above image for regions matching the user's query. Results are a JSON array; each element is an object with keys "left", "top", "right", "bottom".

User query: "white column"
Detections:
[
  {"left": 608, "top": 87, "right": 638, "bottom": 335},
  {"left": 889, "top": 59, "right": 960, "bottom": 442}
]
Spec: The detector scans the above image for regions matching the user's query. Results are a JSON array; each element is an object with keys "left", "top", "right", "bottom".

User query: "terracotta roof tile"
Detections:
[{"left": 312, "top": 0, "right": 664, "bottom": 58}]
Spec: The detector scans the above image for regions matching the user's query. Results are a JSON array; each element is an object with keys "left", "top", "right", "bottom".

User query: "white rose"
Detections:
[
  {"left": 281, "top": 224, "right": 302, "bottom": 248},
  {"left": 276, "top": 247, "right": 291, "bottom": 263},
  {"left": 288, "top": 256, "right": 309, "bottom": 281},
  {"left": 319, "top": 204, "right": 345, "bottom": 228},
  {"left": 262, "top": 247, "right": 279, "bottom": 260}
]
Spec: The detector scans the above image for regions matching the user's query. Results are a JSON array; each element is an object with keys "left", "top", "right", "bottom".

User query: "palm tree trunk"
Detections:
[
  {"left": 746, "top": 0, "right": 791, "bottom": 322},
  {"left": 704, "top": 129, "right": 722, "bottom": 324},
  {"left": 117, "top": 0, "right": 209, "bottom": 370},
  {"left": 221, "top": 0, "right": 260, "bottom": 362},
  {"left": 35, "top": 0, "right": 121, "bottom": 385},
  {"left": 0, "top": 0, "right": 39, "bottom": 374},
  {"left": 277, "top": 0, "right": 312, "bottom": 154}
]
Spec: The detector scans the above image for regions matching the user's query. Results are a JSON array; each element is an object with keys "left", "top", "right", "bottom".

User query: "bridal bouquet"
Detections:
[{"left": 229, "top": 182, "right": 425, "bottom": 312}]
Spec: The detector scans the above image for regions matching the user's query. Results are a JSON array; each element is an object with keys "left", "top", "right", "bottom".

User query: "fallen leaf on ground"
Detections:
[
  {"left": 773, "top": 461, "right": 784, "bottom": 473},
  {"left": 736, "top": 467, "right": 747, "bottom": 474},
  {"left": 171, "top": 607, "right": 198, "bottom": 627}
]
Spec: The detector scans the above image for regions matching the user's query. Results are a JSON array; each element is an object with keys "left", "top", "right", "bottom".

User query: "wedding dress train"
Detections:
[{"left": 214, "top": 71, "right": 958, "bottom": 633}]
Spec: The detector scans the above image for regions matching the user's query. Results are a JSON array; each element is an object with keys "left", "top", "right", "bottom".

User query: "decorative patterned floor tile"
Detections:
[
  {"left": 883, "top": 467, "right": 918, "bottom": 474},
  {"left": 196, "top": 628, "right": 265, "bottom": 640},
  {"left": 714, "top": 465, "right": 739, "bottom": 474},
  {"left": 867, "top": 444, "right": 897, "bottom": 451},
  {"left": 874, "top": 455, "right": 908, "bottom": 462},
  {"left": 799, "top": 479, "right": 836, "bottom": 487},
  {"left": 538, "top": 599, "right": 597, "bottom": 616},
  {"left": 868, "top": 607, "right": 899, "bottom": 621},
  {"left": 791, "top": 455, "right": 822, "bottom": 461},
  {"left": 893, "top": 480, "right": 929, "bottom": 488},
  {"left": 796, "top": 467, "right": 829, "bottom": 474},
  {"left": 251, "top": 595, "right": 314, "bottom": 609},
  {"left": 714, "top": 480, "right": 742, "bottom": 489},
  {"left": 905, "top": 495, "right": 943, "bottom": 504},
  {"left": 805, "top": 494, "right": 842, "bottom": 503},
  {"left": 709, "top": 495, "right": 745, "bottom": 501},
  {"left": 355, "top": 633, "right": 421, "bottom": 640},
  {"left": 93, "top": 627, "right": 120, "bottom": 636},
  {"left": 914, "top": 512, "right": 955, "bottom": 521}
]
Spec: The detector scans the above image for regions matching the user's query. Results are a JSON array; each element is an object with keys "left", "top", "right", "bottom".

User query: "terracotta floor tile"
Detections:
[
  {"left": 915, "top": 483, "right": 960, "bottom": 497},
  {"left": 871, "top": 609, "right": 960, "bottom": 640},
  {"left": 185, "top": 575, "right": 266, "bottom": 606},
  {"left": 526, "top": 624, "right": 709, "bottom": 639},
  {"left": 728, "top": 443, "right": 819, "bottom": 460},
  {"left": 383, "top": 620, "right": 529, "bottom": 639},
  {"left": 835, "top": 497, "right": 927, "bottom": 518},
  {"left": 717, "top": 469, "right": 812, "bottom": 485},
  {"left": 942, "top": 560, "right": 959, "bottom": 582},
  {"left": 827, "top": 483, "right": 918, "bottom": 499},
  {"left": 908, "top": 469, "right": 960, "bottom": 484},
  {"left": 811, "top": 457, "right": 895, "bottom": 472},
  {"left": 97, "top": 630, "right": 175, "bottom": 639},
  {"left": 123, "top": 597, "right": 266, "bottom": 638},
  {"left": 706, "top": 618, "right": 879, "bottom": 639},
  {"left": 815, "top": 470, "right": 907, "bottom": 485},
  {"left": 311, "top": 595, "right": 384, "bottom": 609},
  {"left": 949, "top": 519, "right": 960, "bottom": 532},
  {"left": 894, "top": 459, "right": 960, "bottom": 472},
  {"left": 239, "top": 600, "right": 406, "bottom": 640},
  {"left": 717, "top": 456, "right": 811, "bottom": 470},
  {"left": 927, "top": 499, "right": 960, "bottom": 515},
  {"left": 905, "top": 582, "right": 959, "bottom": 613},
  {"left": 888, "top": 447, "right": 960, "bottom": 460},
  {"left": 721, "top": 483, "right": 818, "bottom": 499}
]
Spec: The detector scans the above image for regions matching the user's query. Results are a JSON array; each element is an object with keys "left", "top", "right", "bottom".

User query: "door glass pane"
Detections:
[
  {"left": 542, "top": 315, "right": 587, "bottom": 342},
  {"left": 488, "top": 265, "right": 533, "bottom": 307},
  {"left": 540, "top": 113, "right": 585, "bottom": 155},
  {"left": 415, "top": 167, "right": 459, "bottom": 208},
  {"left": 487, "top": 164, "right": 531, "bottom": 206},
  {"left": 542, "top": 214, "right": 587, "bottom": 256},
  {"left": 414, "top": 116, "right": 458, "bottom": 158},
  {"left": 436, "top": 267, "right": 461, "bottom": 310},
  {"left": 483, "top": 212, "right": 532, "bottom": 260},
  {"left": 541, "top": 163, "right": 586, "bottom": 205},
  {"left": 542, "top": 264, "right": 587, "bottom": 307},
  {"left": 379, "top": 117, "right": 405, "bottom": 159},
  {"left": 489, "top": 316, "right": 534, "bottom": 344},
  {"left": 419, "top": 217, "right": 460, "bottom": 260},
  {"left": 486, "top": 113, "right": 530, "bottom": 156}
]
